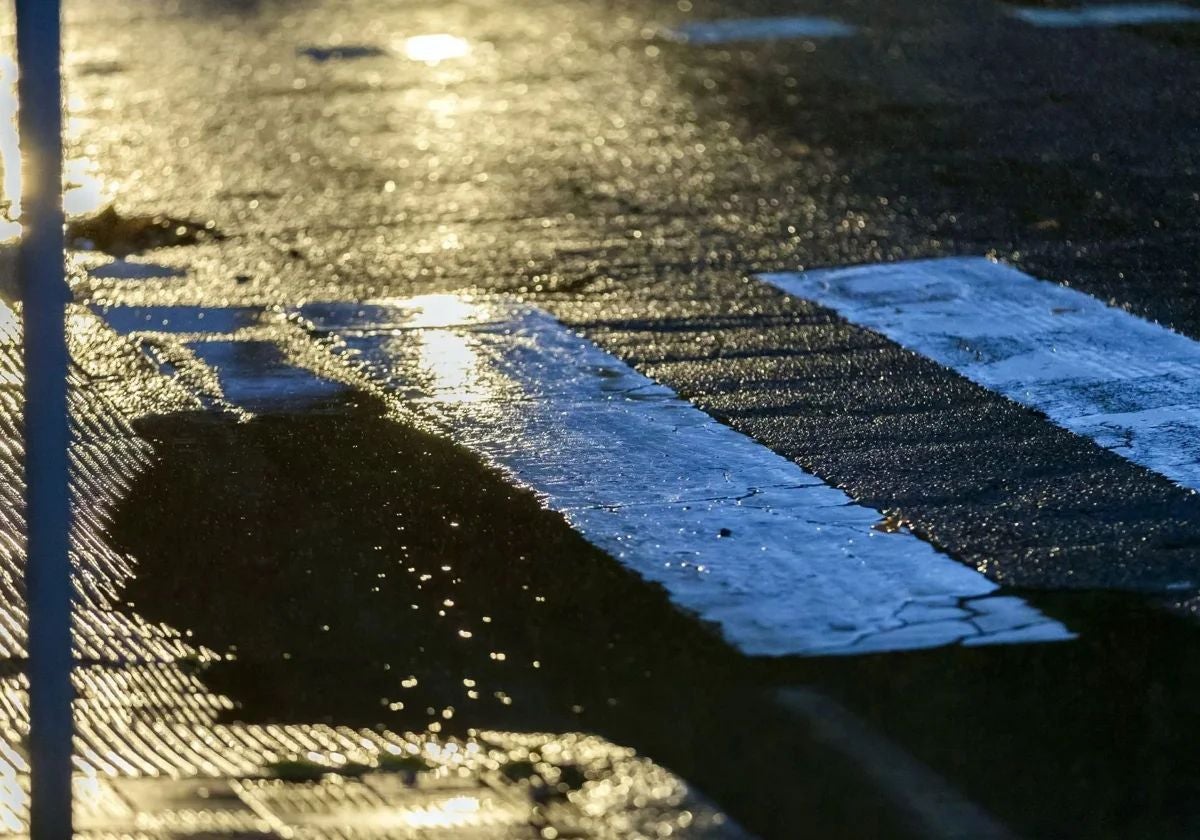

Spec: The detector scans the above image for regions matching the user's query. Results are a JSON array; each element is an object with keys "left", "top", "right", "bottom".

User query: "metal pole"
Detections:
[{"left": 14, "top": 0, "right": 74, "bottom": 836}]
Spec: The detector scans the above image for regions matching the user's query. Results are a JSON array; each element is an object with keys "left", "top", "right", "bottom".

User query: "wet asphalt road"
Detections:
[
  {"left": 29, "top": 0, "right": 1200, "bottom": 836},
  {"left": 61, "top": 0, "right": 1200, "bottom": 594}
]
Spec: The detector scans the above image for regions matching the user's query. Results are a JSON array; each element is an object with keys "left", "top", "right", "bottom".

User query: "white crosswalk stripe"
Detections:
[
  {"left": 761, "top": 257, "right": 1200, "bottom": 495},
  {"left": 99, "top": 298, "right": 1072, "bottom": 657}
]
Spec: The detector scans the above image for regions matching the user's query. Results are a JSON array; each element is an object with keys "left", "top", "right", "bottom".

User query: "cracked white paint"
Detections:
[
  {"left": 1009, "top": 3, "right": 1200, "bottom": 27},
  {"left": 291, "top": 298, "right": 1071, "bottom": 657},
  {"left": 762, "top": 257, "right": 1200, "bottom": 495},
  {"left": 662, "top": 16, "right": 856, "bottom": 45}
]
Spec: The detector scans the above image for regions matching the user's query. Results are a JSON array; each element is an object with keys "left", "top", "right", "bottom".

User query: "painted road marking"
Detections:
[
  {"left": 97, "top": 298, "right": 1071, "bottom": 655},
  {"left": 762, "top": 257, "right": 1200, "bottom": 494},
  {"left": 277, "top": 296, "right": 1068, "bottom": 657},
  {"left": 663, "top": 17, "right": 856, "bottom": 45},
  {"left": 1009, "top": 3, "right": 1200, "bottom": 27}
]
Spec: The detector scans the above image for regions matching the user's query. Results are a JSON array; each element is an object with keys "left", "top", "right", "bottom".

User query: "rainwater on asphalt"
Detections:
[
  {"left": 4, "top": 0, "right": 1200, "bottom": 835},
  {"left": 106, "top": 380, "right": 1200, "bottom": 840}
]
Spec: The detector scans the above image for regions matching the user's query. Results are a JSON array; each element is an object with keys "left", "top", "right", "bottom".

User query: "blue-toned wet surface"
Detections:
[
  {"left": 95, "top": 305, "right": 268, "bottom": 336},
  {"left": 664, "top": 16, "right": 857, "bottom": 44},
  {"left": 187, "top": 340, "right": 347, "bottom": 412}
]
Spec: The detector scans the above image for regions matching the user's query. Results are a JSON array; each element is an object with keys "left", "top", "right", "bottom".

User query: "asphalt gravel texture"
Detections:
[
  {"left": 36, "top": 0, "right": 1200, "bottom": 836},
  {"left": 59, "top": 0, "right": 1200, "bottom": 593}
]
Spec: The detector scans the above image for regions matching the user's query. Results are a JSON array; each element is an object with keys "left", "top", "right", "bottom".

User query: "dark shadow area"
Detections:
[
  {"left": 108, "top": 392, "right": 1200, "bottom": 839},
  {"left": 109, "top": 393, "right": 917, "bottom": 840},
  {"left": 67, "top": 205, "right": 223, "bottom": 258},
  {"left": 1128, "top": 22, "right": 1200, "bottom": 51},
  {"left": 105, "top": 391, "right": 1200, "bottom": 835},
  {"left": 771, "top": 590, "right": 1200, "bottom": 840}
]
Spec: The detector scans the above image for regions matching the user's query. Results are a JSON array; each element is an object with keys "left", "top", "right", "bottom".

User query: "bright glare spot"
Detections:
[
  {"left": 0, "top": 777, "right": 24, "bottom": 831},
  {"left": 0, "top": 54, "right": 110, "bottom": 242},
  {"left": 407, "top": 293, "right": 476, "bottom": 328},
  {"left": 72, "top": 775, "right": 103, "bottom": 802},
  {"left": 0, "top": 56, "right": 20, "bottom": 235},
  {"left": 63, "top": 156, "right": 109, "bottom": 216},
  {"left": 416, "top": 329, "right": 482, "bottom": 402},
  {"left": 401, "top": 34, "right": 471, "bottom": 64},
  {"left": 68, "top": 312, "right": 94, "bottom": 335},
  {"left": 0, "top": 303, "right": 17, "bottom": 345},
  {"left": 401, "top": 795, "right": 482, "bottom": 828},
  {"left": 426, "top": 96, "right": 459, "bottom": 116}
]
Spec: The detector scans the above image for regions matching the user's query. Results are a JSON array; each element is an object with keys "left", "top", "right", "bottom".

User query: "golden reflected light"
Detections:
[
  {"left": 0, "top": 56, "right": 20, "bottom": 241},
  {"left": 406, "top": 293, "right": 476, "bottom": 328},
  {"left": 400, "top": 34, "right": 471, "bottom": 64},
  {"left": 0, "top": 53, "right": 111, "bottom": 242},
  {"left": 399, "top": 795, "right": 483, "bottom": 828},
  {"left": 415, "top": 329, "right": 484, "bottom": 402}
]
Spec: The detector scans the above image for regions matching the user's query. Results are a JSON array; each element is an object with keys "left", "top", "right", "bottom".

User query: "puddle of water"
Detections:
[
  {"left": 0, "top": 307, "right": 746, "bottom": 835},
  {"left": 88, "top": 298, "right": 1200, "bottom": 836},
  {"left": 109, "top": 394, "right": 1200, "bottom": 840},
  {"left": 295, "top": 298, "right": 1070, "bottom": 656},
  {"left": 111, "top": 398, "right": 923, "bottom": 840}
]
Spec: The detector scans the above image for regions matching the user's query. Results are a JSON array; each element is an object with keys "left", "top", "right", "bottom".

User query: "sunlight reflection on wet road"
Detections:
[
  {"left": 0, "top": 51, "right": 109, "bottom": 241},
  {"left": 0, "top": 303, "right": 744, "bottom": 834},
  {"left": 4, "top": 0, "right": 1200, "bottom": 834}
]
